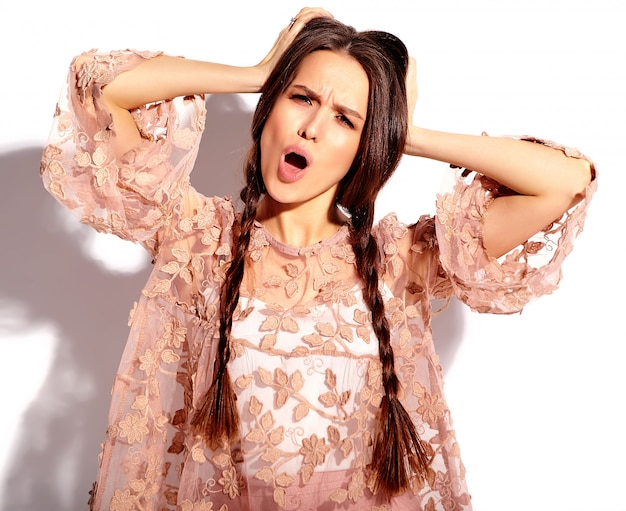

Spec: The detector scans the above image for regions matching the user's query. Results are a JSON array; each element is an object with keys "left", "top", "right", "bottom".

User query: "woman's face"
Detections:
[{"left": 260, "top": 50, "right": 369, "bottom": 214}]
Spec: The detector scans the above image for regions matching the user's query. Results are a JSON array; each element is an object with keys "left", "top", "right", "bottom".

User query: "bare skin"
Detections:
[
  {"left": 256, "top": 50, "right": 369, "bottom": 247},
  {"left": 100, "top": 6, "right": 592, "bottom": 258}
]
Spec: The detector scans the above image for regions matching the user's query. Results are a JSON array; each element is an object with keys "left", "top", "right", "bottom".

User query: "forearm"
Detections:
[
  {"left": 406, "top": 126, "right": 592, "bottom": 201},
  {"left": 94, "top": 54, "right": 266, "bottom": 157},
  {"left": 102, "top": 55, "right": 267, "bottom": 110}
]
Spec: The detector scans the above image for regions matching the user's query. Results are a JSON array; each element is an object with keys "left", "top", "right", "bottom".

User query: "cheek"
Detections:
[
  {"left": 331, "top": 135, "right": 361, "bottom": 170},
  {"left": 332, "top": 139, "right": 361, "bottom": 189}
]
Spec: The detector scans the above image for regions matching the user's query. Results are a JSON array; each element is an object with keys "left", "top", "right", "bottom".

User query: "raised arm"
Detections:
[
  {"left": 101, "top": 7, "right": 333, "bottom": 156},
  {"left": 100, "top": 57, "right": 265, "bottom": 156},
  {"left": 403, "top": 59, "right": 593, "bottom": 259},
  {"left": 406, "top": 128, "right": 593, "bottom": 258}
]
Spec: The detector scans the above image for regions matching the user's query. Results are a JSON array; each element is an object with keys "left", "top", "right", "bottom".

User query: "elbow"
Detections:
[{"left": 566, "top": 158, "right": 595, "bottom": 209}]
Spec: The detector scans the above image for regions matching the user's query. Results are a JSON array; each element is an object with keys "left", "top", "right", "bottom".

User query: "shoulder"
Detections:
[
  {"left": 374, "top": 212, "right": 438, "bottom": 257},
  {"left": 178, "top": 193, "right": 237, "bottom": 235},
  {"left": 372, "top": 213, "right": 441, "bottom": 289}
]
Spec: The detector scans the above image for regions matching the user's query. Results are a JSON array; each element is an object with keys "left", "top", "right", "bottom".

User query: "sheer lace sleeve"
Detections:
[
  {"left": 434, "top": 136, "right": 597, "bottom": 314},
  {"left": 40, "top": 49, "right": 206, "bottom": 256}
]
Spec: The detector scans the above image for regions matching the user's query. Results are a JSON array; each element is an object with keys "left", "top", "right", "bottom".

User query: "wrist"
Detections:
[
  {"left": 246, "top": 64, "right": 271, "bottom": 93},
  {"left": 404, "top": 125, "right": 426, "bottom": 157}
]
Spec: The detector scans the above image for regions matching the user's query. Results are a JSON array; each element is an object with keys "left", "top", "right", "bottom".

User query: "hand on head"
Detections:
[{"left": 256, "top": 7, "right": 334, "bottom": 79}]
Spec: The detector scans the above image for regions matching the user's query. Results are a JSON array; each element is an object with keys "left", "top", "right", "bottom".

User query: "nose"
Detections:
[
  {"left": 298, "top": 128, "right": 313, "bottom": 140},
  {"left": 298, "top": 111, "right": 321, "bottom": 141}
]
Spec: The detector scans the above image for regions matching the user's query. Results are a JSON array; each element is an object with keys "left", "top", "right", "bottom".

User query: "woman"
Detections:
[{"left": 40, "top": 7, "right": 596, "bottom": 511}]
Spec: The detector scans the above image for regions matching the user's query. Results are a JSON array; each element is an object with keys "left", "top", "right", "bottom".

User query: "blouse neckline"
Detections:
[{"left": 253, "top": 220, "right": 350, "bottom": 257}]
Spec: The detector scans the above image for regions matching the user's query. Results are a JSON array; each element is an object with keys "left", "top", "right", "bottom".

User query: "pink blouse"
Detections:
[{"left": 40, "top": 49, "right": 597, "bottom": 511}]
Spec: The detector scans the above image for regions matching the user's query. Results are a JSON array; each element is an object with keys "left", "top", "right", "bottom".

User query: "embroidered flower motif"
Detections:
[
  {"left": 433, "top": 470, "right": 469, "bottom": 510},
  {"left": 347, "top": 470, "right": 366, "bottom": 502},
  {"left": 318, "top": 280, "right": 357, "bottom": 306},
  {"left": 330, "top": 242, "right": 355, "bottom": 263},
  {"left": 40, "top": 145, "right": 66, "bottom": 178},
  {"left": 212, "top": 258, "right": 229, "bottom": 284},
  {"left": 378, "top": 214, "right": 408, "bottom": 241},
  {"left": 118, "top": 412, "right": 149, "bottom": 444},
  {"left": 458, "top": 223, "right": 480, "bottom": 266},
  {"left": 138, "top": 348, "right": 159, "bottom": 376},
  {"left": 300, "top": 434, "right": 331, "bottom": 466},
  {"left": 417, "top": 392, "right": 447, "bottom": 426},
  {"left": 193, "top": 203, "right": 218, "bottom": 229},
  {"left": 162, "top": 321, "right": 187, "bottom": 348},
  {"left": 218, "top": 466, "right": 244, "bottom": 499},
  {"left": 249, "top": 228, "right": 270, "bottom": 262},
  {"left": 75, "top": 58, "right": 102, "bottom": 103},
  {"left": 180, "top": 500, "right": 215, "bottom": 511},
  {"left": 109, "top": 489, "right": 135, "bottom": 511},
  {"left": 436, "top": 193, "right": 456, "bottom": 238}
]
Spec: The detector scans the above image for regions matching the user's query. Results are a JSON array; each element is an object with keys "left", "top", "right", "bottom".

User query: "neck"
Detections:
[{"left": 256, "top": 196, "right": 347, "bottom": 247}]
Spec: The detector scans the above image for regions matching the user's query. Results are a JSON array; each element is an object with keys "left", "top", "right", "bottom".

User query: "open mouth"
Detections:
[{"left": 285, "top": 151, "right": 308, "bottom": 170}]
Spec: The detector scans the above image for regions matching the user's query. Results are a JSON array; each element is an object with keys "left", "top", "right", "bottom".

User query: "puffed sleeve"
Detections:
[
  {"left": 434, "top": 136, "right": 597, "bottom": 314},
  {"left": 40, "top": 49, "right": 206, "bottom": 256}
]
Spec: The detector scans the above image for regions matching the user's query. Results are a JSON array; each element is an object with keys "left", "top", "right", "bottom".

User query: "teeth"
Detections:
[{"left": 285, "top": 152, "right": 307, "bottom": 170}]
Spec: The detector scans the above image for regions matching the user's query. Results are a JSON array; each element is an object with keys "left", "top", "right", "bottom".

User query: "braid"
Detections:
[
  {"left": 349, "top": 205, "right": 430, "bottom": 499},
  {"left": 190, "top": 157, "right": 263, "bottom": 449}
]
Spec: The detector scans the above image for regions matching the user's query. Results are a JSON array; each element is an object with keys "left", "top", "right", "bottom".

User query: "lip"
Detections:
[{"left": 277, "top": 145, "right": 312, "bottom": 183}]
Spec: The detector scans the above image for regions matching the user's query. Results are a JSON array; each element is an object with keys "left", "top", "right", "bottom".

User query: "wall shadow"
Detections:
[
  {"left": 0, "top": 94, "right": 252, "bottom": 511},
  {"left": 1, "top": 144, "right": 151, "bottom": 511},
  {"left": 0, "top": 93, "right": 464, "bottom": 511}
]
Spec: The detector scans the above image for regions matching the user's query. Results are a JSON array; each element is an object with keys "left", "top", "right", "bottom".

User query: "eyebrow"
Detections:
[{"left": 291, "top": 84, "right": 365, "bottom": 121}]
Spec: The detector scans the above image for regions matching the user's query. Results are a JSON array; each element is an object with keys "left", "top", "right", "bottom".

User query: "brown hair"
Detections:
[{"left": 191, "top": 16, "right": 430, "bottom": 499}]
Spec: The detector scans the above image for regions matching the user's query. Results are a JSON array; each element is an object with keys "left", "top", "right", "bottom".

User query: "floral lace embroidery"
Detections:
[{"left": 42, "top": 49, "right": 596, "bottom": 511}]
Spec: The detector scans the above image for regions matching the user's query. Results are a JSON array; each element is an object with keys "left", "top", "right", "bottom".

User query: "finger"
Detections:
[
  {"left": 258, "top": 8, "right": 334, "bottom": 69},
  {"left": 288, "top": 7, "right": 334, "bottom": 33}
]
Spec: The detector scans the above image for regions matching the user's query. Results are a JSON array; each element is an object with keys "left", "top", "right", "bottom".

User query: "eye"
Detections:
[
  {"left": 337, "top": 113, "right": 355, "bottom": 129},
  {"left": 291, "top": 93, "right": 312, "bottom": 105}
]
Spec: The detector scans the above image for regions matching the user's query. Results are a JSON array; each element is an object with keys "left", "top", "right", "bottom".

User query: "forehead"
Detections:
[{"left": 292, "top": 50, "right": 369, "bottom": 111}]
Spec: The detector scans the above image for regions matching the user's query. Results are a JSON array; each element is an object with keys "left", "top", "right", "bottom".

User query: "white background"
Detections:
[{"left": 1, "top": 1, "right": 624, "bottom": 510}]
